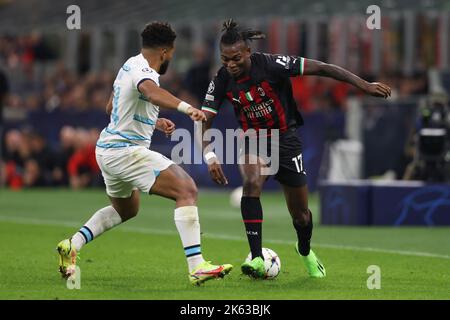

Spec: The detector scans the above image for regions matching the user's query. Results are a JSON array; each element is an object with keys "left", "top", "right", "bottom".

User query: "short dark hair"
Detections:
[
  {"left": 220, "top": 19, "right": 265, "bottom": 46},
  {"left": 141, "top": 22, "right": 177, "bottom": 48}
]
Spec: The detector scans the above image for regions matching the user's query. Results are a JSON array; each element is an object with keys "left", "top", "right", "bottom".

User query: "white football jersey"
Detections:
[{"left": 97, "top": 53, "right": 160, "bottom": 149}]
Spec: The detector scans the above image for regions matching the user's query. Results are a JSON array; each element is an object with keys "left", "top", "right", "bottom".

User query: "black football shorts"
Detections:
[{"left": 239, "top": 127, "right": 307, "bottom": 187}]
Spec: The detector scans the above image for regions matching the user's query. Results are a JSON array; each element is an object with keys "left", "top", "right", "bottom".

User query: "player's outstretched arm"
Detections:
[
  {"left": 138, "top": 79, "right": 206, "bottom": 121},
  {"left": 303, "top": 59, "right": 391, "bottom": 99}
]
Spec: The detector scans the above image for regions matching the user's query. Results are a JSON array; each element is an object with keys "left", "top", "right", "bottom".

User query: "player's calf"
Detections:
[{"left": 109, "top": 191, "right": 140, "bottom": 222}]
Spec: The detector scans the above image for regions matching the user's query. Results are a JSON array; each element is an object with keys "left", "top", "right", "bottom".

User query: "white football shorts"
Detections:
[{"left": 95, "top": 146, "right": 174, "bottom": 198}]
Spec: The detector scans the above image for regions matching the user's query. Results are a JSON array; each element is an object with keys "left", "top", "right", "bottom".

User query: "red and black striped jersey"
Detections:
[{"left": 201, "top": 52, "right": 305, "bottom": 134}]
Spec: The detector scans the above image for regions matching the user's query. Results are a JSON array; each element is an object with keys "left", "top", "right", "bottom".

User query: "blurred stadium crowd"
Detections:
[
  {"left": 0, "top": 34, "right": 426, "bottom": 189},
  {"left": 1, "top": 3, "right": 448, "bottom": 189}
]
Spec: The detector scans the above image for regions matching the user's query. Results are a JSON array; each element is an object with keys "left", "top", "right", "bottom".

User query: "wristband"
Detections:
[
  {"left": 177, "top": 101, "right": 191, "bottom": 114},
  {"left": 204, "top": 151, "right": 217, "bottom": 163}
]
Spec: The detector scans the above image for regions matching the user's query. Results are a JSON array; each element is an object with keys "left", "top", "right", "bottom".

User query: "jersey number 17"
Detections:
[{"left": 292, "top": 154, "right": 304, "bottom": 173}]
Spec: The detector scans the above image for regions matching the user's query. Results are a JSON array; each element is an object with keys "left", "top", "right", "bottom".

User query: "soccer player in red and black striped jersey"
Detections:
[{"left": 201, "top": 20, "right": 391, "bottom": 279}]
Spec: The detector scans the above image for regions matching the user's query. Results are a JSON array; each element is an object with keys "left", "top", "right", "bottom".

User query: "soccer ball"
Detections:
[
  {"left": 229, "top": 186, "right": 243, "bottom": 208},
  {"left": 245, "top": 248, "right": 281, "bottom": 279}
]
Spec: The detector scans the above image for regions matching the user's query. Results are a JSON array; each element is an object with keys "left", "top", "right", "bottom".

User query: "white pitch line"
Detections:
[
  {"left": 309, "top": 243, "right": 450, "bottom": 260},
  {"left": 1, "top": 215, "right": 449, "bottom": 260}
]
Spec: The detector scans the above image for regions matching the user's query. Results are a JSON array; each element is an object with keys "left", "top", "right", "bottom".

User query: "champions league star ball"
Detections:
[
  {"left": 245, "top": 248, "right": 281, "bottom": 279},
  {"left": 229, "top": 186, "right": 243, "bottom": 208}
]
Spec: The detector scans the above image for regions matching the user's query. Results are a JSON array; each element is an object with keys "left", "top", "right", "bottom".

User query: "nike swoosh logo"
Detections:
[{"left": 193, "top": 266, "right": 224, "bottom": 275}]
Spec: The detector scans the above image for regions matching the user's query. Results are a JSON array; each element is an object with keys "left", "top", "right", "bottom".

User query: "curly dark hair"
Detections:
[
  {"left": 141, "top": 22, "right": 177, "bottom": 48},
  {"left": 220, "top": 19, "right": 265, "bottom": 46}
]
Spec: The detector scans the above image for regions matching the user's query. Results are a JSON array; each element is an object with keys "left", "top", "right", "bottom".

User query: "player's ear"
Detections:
[{"left": 244, "top": 46, "right": 251, "bottom": 57}]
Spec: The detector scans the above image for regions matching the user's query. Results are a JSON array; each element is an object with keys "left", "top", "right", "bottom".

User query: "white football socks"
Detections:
[
  {"left": 70, "top": 205, "right": 205, "bottom": 273},
  {"left": 71, "top": 206, "right": 122, "bottom": 251},
  {"left": 174, "top": 206, "right": 205, "bottom": 272}
]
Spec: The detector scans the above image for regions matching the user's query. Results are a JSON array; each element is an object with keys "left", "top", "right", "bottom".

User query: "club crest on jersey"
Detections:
[
  {"left": 257, "top": 86, "right": 265, "bottom": 97},
  {"left": 207, "top": 81, "right": 215, "bottom": 94}
]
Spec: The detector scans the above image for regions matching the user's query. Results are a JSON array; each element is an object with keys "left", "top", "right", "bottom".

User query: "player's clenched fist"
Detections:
[
  {"left": 364, "top": 82, "right": 392, "bottom": 99},
  {"left": 156, "top": 118, "right": 175, "bottom": 136},
  {"left": 187, "top": 107, "right": 207, "bottom": 122}
]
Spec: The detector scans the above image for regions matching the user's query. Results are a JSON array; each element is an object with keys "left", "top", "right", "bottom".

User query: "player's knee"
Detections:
[
  {"left": 242, "top": 177, "right": 262, "bottom": 196},
  {"left": 177, "top": 179, "right": 198, "bottom": 202}
]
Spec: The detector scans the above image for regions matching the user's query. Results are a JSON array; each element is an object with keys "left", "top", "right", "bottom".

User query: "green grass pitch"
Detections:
[{"left": 0, "top": 188, "right": 449, "bottom": 300}]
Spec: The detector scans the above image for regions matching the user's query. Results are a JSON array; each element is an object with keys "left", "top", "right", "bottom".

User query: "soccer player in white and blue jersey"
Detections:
[{"left": 56, "top": 22, "right": 232, "bottom": 286}]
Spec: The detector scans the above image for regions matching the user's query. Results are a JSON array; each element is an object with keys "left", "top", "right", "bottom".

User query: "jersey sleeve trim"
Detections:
[
  {"left": 201, "top": 106, "right": 218, "bottom": 114},
  {"left": 299, "top": 57, "right": 305, "bottom": 75},
  {"left": 136, "top": 78, "right": 157, "bottom": 93}
]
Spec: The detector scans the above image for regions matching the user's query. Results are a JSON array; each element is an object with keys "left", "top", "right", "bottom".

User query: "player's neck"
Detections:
[{"left": 141, "top": 49, "right": 161, "bottom": 74}]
